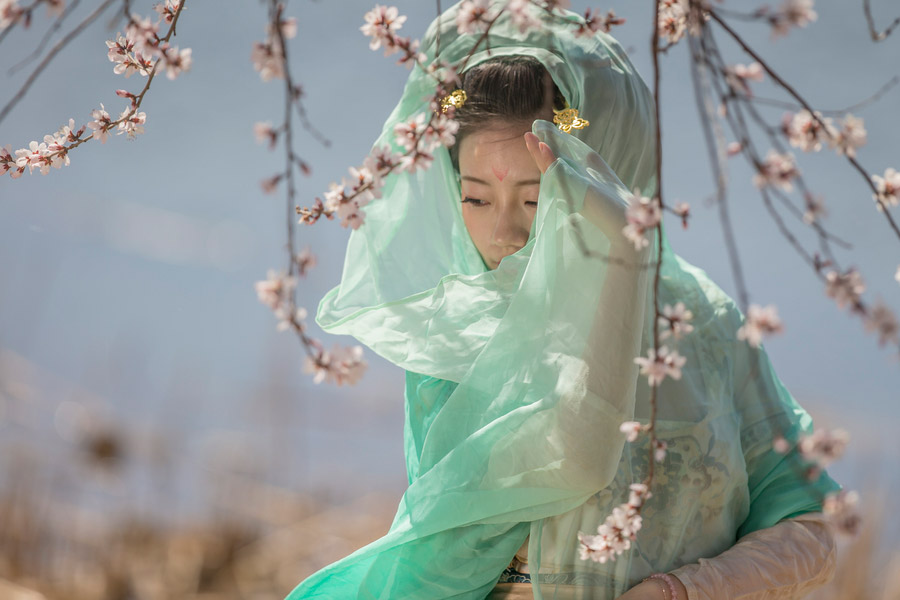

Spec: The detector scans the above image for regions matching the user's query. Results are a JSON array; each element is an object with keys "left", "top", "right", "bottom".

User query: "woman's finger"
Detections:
[{"left": 524, "top": 131, "right": 556, "bottom": 174}]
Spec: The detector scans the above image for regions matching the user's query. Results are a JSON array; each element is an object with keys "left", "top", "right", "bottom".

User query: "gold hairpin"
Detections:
[
  {"left": 440, "top": 89, "right": 467, "bottom": 113},
  {"left": 553, "top": 102, "right": 589, "bottom": 133}
]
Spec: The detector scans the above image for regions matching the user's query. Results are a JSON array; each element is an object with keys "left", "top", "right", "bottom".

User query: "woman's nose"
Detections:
[{"left": 491, "top": 205, "right": 531, "bottom": 249}]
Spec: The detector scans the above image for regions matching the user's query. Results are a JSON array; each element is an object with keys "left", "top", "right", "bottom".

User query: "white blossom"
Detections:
[
  {"left": 770, "top": 0, "right": 817, "bottom": 37},
  {"left": 622, "top": 188, "right": 661, "bottom": 250},
  {"left": 824, "top": 268, "right": 865, "bottom": 310},
  {"left": 659, "top": 302, "right": 694, "bottom": 341},
  {"left": 304, "top": 344, "right": 367, "bottom": 386},
  {"left": 654, "top": 439, "right": 668, "bottom": 463},
  {"left": 575, "top": 8, "right": 624, "bottom": 37},
  {"left": 737, "top": 304, "right": 784, "bottom": 348},
  {"left": 619, "top": 421, "right": 643, "bottom": 443},
  {"left": 753, "top": 150, "right": 798, "bottom": 191},
  {"left": 823, "top": 490, "right": 861, "bottom": 536},
  {"left": 360, "top": 5, "right": 406, "bottom": 51},
  {"left": 0, "top": 0, "right": 24, "bottom": 30},
  {"left": 724, "top": 62, "right": 764, "bottom": 96},
  {"left": 394, "top": 113, "right": 427, "bottom": 152},
  {"left": 802, "top": 193, "right": 827, "bottom": 224},
  {"left": 864, "top": 300, "right": 899, "bottom": 346},
  {"left": 578, "top": 484, "right": 650, "bottom": 564},
  {"left": 159, "top": 46, "right": 192, "bottom": 80},
  {"left": 799, "top": 428, "right": 848, "bottom": 469},
  {"left": 872, "top": 167, "right": 900, "bottom": 210},
  {"left": 251, "top": 40, "right": 284, "bottom": 82},
  {"left": 829, "top": 113, "right": 866, "bottom": 158},
  {"left": 456, "top": 0, "right": 495, "bottom": 35},
  {"left": 658, "top": 0, "right": 687, "bottom": 45},
  {"left": 116, "top": 108, "right": 147, "bottom": 139},
  {"left": 87, "top": 104, "right": 113, "bottom": 143},
  {"left": 507, "top": 0, "right": 541, "bottom": 32},
  {"left": 634, "top": 346, "right": 686, "bottom": 386},
  {"left": 254, "top": 269, "right": 297, "bottom": 311},
  {"left": 783, "top": 110, "right": 835, "bottom": 153},
  {"left": 154, "top": 0, "right": 181, "bottom": 25}
]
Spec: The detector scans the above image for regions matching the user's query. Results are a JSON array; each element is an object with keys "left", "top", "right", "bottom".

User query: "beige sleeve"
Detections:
[{"left": 669, "top": 513, "right": 837, "bottom": 600}]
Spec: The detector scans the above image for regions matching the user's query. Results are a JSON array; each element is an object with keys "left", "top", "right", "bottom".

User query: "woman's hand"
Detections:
[
  {"left": 616, "top": 576, "right": 689, "bottom": 600},
  {"left": 524, "top": 131, "right": 557, "bottom": 174}
]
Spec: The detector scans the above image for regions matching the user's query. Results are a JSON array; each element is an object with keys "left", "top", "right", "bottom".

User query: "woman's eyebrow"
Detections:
[{"left": 461, "top": 175, "right": 541, "bottom": 187}]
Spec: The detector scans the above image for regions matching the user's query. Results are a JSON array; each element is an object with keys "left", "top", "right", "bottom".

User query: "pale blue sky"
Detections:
[{"left": 1, "top": 1, "right": 898, "bottom": 524}]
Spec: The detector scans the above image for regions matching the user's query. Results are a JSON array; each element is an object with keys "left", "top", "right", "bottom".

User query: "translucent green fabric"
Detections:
[{"left": 286, "top": 3, "right": 838, "bottom": 599}]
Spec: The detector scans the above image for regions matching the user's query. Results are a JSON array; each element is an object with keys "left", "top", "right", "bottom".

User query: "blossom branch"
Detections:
[
  {"left": 8, "top": 0, "right": 82, "bottom": 75},
  {"left": 863, "top": 0, "right": 900, "bottom": 41}
]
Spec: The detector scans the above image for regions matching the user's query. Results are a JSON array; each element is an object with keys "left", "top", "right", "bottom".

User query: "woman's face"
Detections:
[{"left": 458, "top": 126, "right": 542, "bottom": 270}]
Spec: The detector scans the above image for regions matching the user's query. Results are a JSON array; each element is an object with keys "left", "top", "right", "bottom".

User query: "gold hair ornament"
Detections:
[
  {"left": 553, "top": 102, "right": 589, "bottom": 133},
  {"left": 440, "top": 89, "right": 467, "bottom": 113}
]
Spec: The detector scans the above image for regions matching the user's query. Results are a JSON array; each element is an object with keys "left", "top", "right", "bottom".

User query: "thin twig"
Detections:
[
  {"left": 863, "top": 0, "right": 900, "bottom": 41},
  {"left": 0, "top": 0, "right": 118, "bottom": 127},
  {"left": 747, "top": 75, "right": 900, "bottom": 117},
  {"left": 9, "top": 0, "right": 83, "bottom": 75}
]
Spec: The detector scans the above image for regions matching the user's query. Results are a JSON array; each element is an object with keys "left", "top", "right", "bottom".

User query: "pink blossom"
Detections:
[
  {"left": 659, "top": 302, "right": 694, "bottom": 341},
  {"left": 422, "top": 113, "right": 460, "bottom": 151},
  {"left": 724, "top": 62, "right": 764, "bottom": 96},
  {"left": 394, "top": 113, "right": 427, "bottom": 152},
  {"left": 275, "top": 306, "right": 306, "bottom": 333},
  {"left": 772, "top": 436, "right": 790, "bottom": 454},
  {"left": 260, "top": 174, "right": 282, "bottom": 194},
  {"left": 304, "top": 344, "right": 367, "bottom": 386},
  {"left": 619, "top": 421, "right": 643, "bottom": 443},
  {"left": 87, "top": 104, "right": 113, "bottom": 143},
  {"left": 802, "top": 193, "right": 827, "bottom": 224},
  {"left": 783, "top": 109, "right": 835, "bottom": 153},
  {"left": 251, "top": 40, "right": 284, "bottom": 82},
  {"left": 575, "top": 8, "right": 625, "bottom": 37},
  {"left": 0, "top": 145, "right": 14, "bottom": 176},
  {"left": 634, "top": 346, "right": 686, "bottom": 386},
  {"left": 770, "top": 0, "right": 817, "bottom": 38},
  {"left": 863, "top": 300, "right": 899, "bottom": 346},
  {"left": 829, "top": 113, "right": 866, "bottom": 158},
  {"left": 0, "top": 0, "right": 23, "bottom": 30},
  {"left": 578, "top": 484, "right": 650, "bottom": 564},
  {"left": 658, "top": 0, "right": 687, "bottom": 45},
  {"left": 737, "top": 304, "right": 784, "bottom": 348},
  {"left": 268, "top": 16, "right": 297, "bottom": 40},
  {"left": 872, "top": 167, "right": 900, "bottom": 210},
  {"left": 41, "top": 132, "right": 69, "bottom": 169},
  {"left": 622, "top": 188, "right": 661, "bottom": 250},
  {"left": 361, "top": 5, "right": 406, "bottom": 52},
  {"left": 116, "top": 108, "right": 146, "bottom": 139},
  {"left": 398, "top": 148, "right": 434, "bottom": 173},
  {"left": 456, "top": 0, "right": 495, "bottom": 35},
  {"left": 823, "top": 490, "right": 861, "bottom": 536},
  {"left": 753, "top": 150, "right": 798, "bottom": 191},
  {"left": 508, "top": 0, "right": 540, "bottom": 33},
  {"left": 653, "top": 439, "right": 668, "bottom": 463},
  {"left": 125, "top": 15, "right": 160, "bottom": 56},
  {"left": 347, "top": 164, "right": 381, "bottom": 204},
  {"left": 254, "top": 269, "right": 297, "bottom": 311},
  {"left": 254, "top": 121, "right": 278, "bottom": 149},
  {"left": 15, "top": 140, "right": 50, "bottom": 175},
  {"left": 159, "top": 46, "right": 192, "bottom": 80},
  {"left": 295, "top": 247, "right": 317, "bottom": 277},
  {"left": 824, "top": 268, "right": 865, "bottom": 310},
  {"left": 799, "top": 428, "right": 849, "bottom": 469},
  {"left": 726, "top": 141, "right": 742, "bottom": 157},
  {"left": 673, "top": 201, "right": 690, "bottom": 229},
  {"left": 153, "top": 0, "right": 181, "bottom": 25},
  {"left": 364, "top": 144, "right": 401, "bottom": 175}
]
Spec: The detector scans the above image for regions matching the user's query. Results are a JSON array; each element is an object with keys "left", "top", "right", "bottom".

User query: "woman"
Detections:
[{"left": 287, "top": 2, "right": 840, "bottom": 598}]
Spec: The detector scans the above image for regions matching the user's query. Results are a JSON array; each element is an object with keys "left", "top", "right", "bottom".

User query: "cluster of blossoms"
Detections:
[
  {"left": 823, "top": 490, "right": 861, "bottom": 536},
  {"left": 2, "top": 1, "right": 188, "bottom": 180},
  {"left": 622, "top": 188, "right": 662, "bottom": 250},
  {"left": 872, "top": 167, "right": 900, "bottom": 211},
  {"left": 658, "top": 302, "right": 695, "bottom": 340},
  {"left": 798, "top": 428, "right": 849, "bottom": 472},
  {"left": 1, "top": 118, "right": 80, "bottom": 177},
  {"left": 736, "top": 304, "right": 784, "bottom": 348},
  {"left": 251, "top": 12, "right": 297, "bottom": 81},
  {"left": 782, "top": 110, "right": 867, "bottom": 157},
  {"left": 863, "top": 299, "right": 900, "bottom": 346},
  {"left": 108, "top": 2, "right": 191, "bottom": 81},
  {"left": 764, "top": 0, "right": 817, "bottom": 38},
  {"left": 254, "top": 267, "right": 367, "bottom": 385},
  {"left": 657, "top": 0, "right": 709, "bottom": 46},
  {"left": 303, "top": 343, "right": 367, "bottom": 386},
  {"left": 823, "top": 267, "right": 865, "bottom": 310},
  {"left": 360, "top": 5, "right": 422, "bottom": 68},
  {"left": 753, "top": 150, "right": 799, "bottom": 191},
  {"left": 578, "top": 483, "right": 651, "bottom": 563},
  {"left": 634, "top": 345, "right": 687, "bottom": 387},
  {"left": 821, "top": 267, "right": 898, "bottom": 346},
  {"left": 724, "top": 62, "right": 764, "bottom": 97},
  {"left": 0, "top": 0, "right": 65, "bottom": 30}
]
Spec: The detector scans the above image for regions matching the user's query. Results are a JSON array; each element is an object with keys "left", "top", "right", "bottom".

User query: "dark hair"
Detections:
[{"left": 449, "top": 56, "right": 565, "bottom": 169}]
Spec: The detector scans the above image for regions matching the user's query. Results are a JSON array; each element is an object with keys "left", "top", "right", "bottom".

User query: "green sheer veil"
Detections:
[{"left": 287, "top": 2, "right": 838, "bottom": 599}]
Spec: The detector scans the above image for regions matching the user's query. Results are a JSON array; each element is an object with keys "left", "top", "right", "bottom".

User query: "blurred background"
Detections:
[{"left": 1, "top": 0, "right": 899, "bottom": 598}]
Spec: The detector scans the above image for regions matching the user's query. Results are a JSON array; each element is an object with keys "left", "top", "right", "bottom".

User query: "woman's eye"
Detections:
[
  {"left": 462, "top": 197, "right": 485, "bottom": 206},
  {"left": 525, "top": 201, "right": 538, "bottom": 207}
]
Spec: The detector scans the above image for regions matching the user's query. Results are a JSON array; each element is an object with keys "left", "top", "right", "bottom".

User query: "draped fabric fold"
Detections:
[{"left": 288, "top": 3, "right": 839, "bottom": 599}]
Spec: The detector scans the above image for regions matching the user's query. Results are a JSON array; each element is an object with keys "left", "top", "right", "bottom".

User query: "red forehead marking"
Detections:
[{"left": 491, "top": 164, "right": 509, "bottom": 182}]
